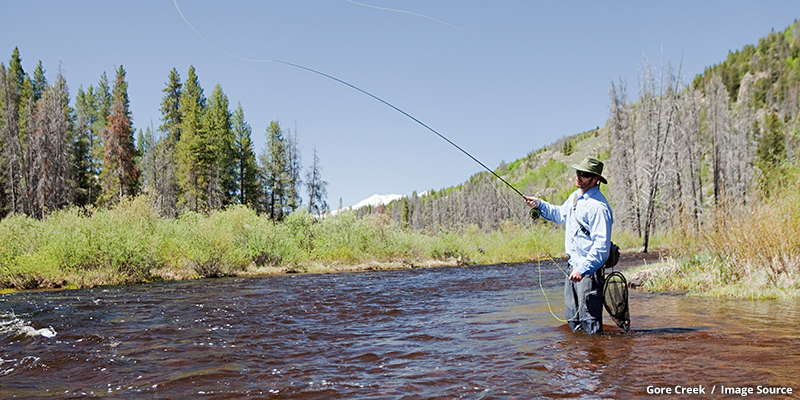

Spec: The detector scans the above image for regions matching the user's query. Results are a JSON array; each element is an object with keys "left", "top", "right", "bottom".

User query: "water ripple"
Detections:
[{"left": 1, "top": 263, "right": 799, "bottom": 398}]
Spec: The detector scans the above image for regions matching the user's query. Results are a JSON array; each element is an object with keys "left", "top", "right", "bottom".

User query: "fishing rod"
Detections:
[{"left": 275, "top": 61, "right": 529, "bottom": 196}]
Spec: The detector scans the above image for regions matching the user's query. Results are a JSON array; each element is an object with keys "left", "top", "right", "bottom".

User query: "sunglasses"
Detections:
[{"left": 576, "top": 171, "right": 597, "bottom": 179}]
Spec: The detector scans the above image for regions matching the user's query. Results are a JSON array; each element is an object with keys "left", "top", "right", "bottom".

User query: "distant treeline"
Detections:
[{"left": 0, "top": 48, "right": 328, "bottom": 220}]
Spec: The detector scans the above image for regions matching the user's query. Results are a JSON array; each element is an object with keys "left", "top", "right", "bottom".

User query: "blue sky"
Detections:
[{"left": 1, "top": 1, "right": 797, "bottom": 208}]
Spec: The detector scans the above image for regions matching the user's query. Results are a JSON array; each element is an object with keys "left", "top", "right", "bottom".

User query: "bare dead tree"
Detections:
[
  {"left": 704, "top": 74, "right": 731, "bottom": 207},
  {"left": 607, "top": 79, "right": 642, "bottom": 236},
  {"left": 305, "top": 146, "right": 328, "bottom": 216},
  {"left": 285, "top": 125, "right": 303, "bottom": 214},
  {"left": 785, "top": 84, "right": 800, "bottom": 163},
  {"left": 729, "top": 76, "right": 758, "bottom": 206},
  {"left": 140, "top": 125, "right": 178, "bottom": 218},
  {"left": 635, "top": 59, "right": 681, "bottom": 253},
  {"left": 673, "top": 86, "right": 705, "bottom": 233},
  {"left": 30, "top": 73, "right": 73, "bottom": 218}
]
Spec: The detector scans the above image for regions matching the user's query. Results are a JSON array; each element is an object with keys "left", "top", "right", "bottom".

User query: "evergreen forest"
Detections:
[{"left": 0, "top": 57, "right": 328, "bottom": 221}]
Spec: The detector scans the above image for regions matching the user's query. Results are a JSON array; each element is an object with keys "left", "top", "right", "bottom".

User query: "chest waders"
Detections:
[{"left": 571, "top": 195, "right": 630, "bottom": 333}]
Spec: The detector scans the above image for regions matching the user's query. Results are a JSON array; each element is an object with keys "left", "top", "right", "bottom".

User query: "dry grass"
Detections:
[{"left": 634, "top": 168, "right": 800, "bottom": 299}]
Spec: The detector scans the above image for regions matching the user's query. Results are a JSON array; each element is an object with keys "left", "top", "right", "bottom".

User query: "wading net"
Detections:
[{"left": 603, "top": 271, "right": 630, "bottom": 332}]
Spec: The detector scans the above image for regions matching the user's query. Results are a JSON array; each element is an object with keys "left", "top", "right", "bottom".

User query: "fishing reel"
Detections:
[{"left": 529, "top": 208, "right": 540, "bottom": 220}]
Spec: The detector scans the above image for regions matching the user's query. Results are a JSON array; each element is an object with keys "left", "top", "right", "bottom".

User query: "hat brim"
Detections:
[{"left": 572, "top": 164, "right": 608, "bottom": 184}]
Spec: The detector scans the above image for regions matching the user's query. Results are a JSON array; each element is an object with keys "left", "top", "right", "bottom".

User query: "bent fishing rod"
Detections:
[{"left": 274, "top": 61, "right": 544, "bottom": 220}]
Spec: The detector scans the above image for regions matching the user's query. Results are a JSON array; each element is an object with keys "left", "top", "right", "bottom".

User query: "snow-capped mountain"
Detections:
[{"left": 330, "top": 194, "right": 403, "bottom": 215}]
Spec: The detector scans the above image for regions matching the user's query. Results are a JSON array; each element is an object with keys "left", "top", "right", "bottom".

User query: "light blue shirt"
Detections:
[{"left": 537, "top": 186, "right": 613, "bottom": 276}]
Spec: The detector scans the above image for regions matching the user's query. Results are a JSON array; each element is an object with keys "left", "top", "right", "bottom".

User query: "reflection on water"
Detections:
[{"left": 1, "top": 263, "right": 798, "bottom": 398}]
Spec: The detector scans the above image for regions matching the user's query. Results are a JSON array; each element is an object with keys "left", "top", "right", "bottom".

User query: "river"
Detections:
[{"left": 1, "top": 260, "right": 798, "bottom": 399}]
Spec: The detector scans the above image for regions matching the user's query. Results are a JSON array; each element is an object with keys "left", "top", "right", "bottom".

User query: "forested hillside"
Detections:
[
  {"left": 608, "top": 20, "right": 800, "bottom": 252},
  {"left": 377, "top": 20, "right": 800, "bottom": 254}
]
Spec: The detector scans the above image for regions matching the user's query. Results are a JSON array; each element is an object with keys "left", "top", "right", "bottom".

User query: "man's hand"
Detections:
[
  {"left": 524, "top": 195, "right": 540, "bottom": 209},
  {"left": 569, "top": 269, "right": 583, "bottom": 282}
]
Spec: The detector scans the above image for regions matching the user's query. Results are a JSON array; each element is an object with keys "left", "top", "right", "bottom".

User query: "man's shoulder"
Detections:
[{"left": 585, "top": 187, "right": 611, "bottom": 208}]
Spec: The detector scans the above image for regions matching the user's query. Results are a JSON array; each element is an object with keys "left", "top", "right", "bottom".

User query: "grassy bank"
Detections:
[
  {"left": 0, "top": 196, "right": 579, "bottom": 291},
  {"left": 626, "top": 167, "right": 800, "bottom": 299}
]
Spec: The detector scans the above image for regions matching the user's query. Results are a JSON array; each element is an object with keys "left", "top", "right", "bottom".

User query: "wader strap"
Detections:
[{"left": 572, "top": 195, "right": 591, "bottom": 237}]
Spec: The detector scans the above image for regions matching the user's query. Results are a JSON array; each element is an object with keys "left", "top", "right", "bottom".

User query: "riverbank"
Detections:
[
  {"left": 3, "top": 190, "right": 798, "bottom": 300},
  {"left": 624, "top": 255, "right": 800, "bottom": 300},
  {"left": 0, "top": 194, "right": 665, "bottom": 293},
  {"left": 624, "top": 176, "right": 800, "bottom": 300}
]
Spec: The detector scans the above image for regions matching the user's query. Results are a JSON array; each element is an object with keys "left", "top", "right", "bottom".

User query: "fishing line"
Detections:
[
  {"left": 344, "top": 0, "right": 464, "bottom": 31},
  {"left": 173, "top": 0, "right": 524, "bottom": 202},
  {"left": 175, "top": 0, "right": 573, "bottom": 322}
]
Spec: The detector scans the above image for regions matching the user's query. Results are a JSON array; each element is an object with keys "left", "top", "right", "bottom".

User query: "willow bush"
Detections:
[{"left": 0, "top": 197, "right": 165, "bottom": 288}]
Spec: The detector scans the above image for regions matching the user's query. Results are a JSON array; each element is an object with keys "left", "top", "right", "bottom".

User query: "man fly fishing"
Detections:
[{"left": 524, "top": 156, "right": 613, "bottom": 334}]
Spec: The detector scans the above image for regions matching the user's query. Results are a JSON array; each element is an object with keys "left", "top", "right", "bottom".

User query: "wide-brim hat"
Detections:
[{"left": 571, "top": 156, "right": 608, "bottom": 184}]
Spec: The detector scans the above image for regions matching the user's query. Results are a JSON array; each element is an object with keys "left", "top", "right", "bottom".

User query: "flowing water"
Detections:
[{"left": 1, "top": 260, "right": 798, "bottom": 399}]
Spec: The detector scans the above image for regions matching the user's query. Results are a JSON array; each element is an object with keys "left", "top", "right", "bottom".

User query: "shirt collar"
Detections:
[{"left": 580, "top": 185, "right": 600, "bottom": 199}]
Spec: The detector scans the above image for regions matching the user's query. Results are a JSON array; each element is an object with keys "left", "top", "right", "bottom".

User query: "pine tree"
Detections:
[
  {"left": 175, "top": 65, "right": 206, "bottom": 212},
  {"left": 159, "top": 68, "right": 182, "bottom": 145},
  {"left": 91, "top": 73, "right": 112, "bottom": 195},
  {"left": 31, "top": 61, "right": 46, "bottom": 103},
  {"left": 0, "top": 49, "right": 26, "bottom": 216},
  {"left": 95, "top": 72, "right": 112, "bottom": 129},
  {"left": 757, "top": 111, "right": 786, "bottom": 195},
  {"left": 401, "top": 196, "right": 409, "bottom": 227},
  {"left": 100, "top": 65, "right": 139, "bottom": 205},
  {"left": 0, "top": 64, "right": 12, "bottom": 216},
  {"left": 305, "top": 146, "right": 328, "bottom": 215},
  {"left": 203, "top": 83, "right": 234, "bottom": 210},
  {"left": 231, "top": 103, "right": 259, "bottom": 207},
  {"left": 18, "top": 75, "right": 37, "bottom": 216},
  {"left": 153, "top": 68, "right": 183, "bottom": 217},
  {"left": 285, "top": 125, "right": 302, "bottom": 213},
  {"left": 0, "top": 49, "right": 45, "bottom": 217},
  {"left": 73, "top": 85, "right": 102, "bottom": 207},
  {"left": 260, "top": 121, "right": 288, "bottom": 221}
]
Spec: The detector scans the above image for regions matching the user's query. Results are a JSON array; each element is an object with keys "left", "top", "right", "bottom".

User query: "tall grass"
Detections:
[{"left": 639, "top": 165, "right": 800, "bottom": 299}]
